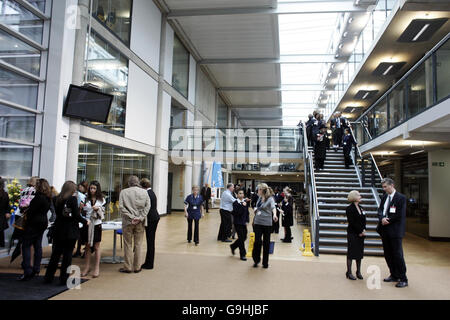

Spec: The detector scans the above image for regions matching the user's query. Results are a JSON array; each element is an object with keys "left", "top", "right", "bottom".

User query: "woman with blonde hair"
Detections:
[
  {"left": 253, "top": 183, "right": 278, "bottom": 268},
  {"left": 346, "top": 190, "right": 366, "bottom": 280}
]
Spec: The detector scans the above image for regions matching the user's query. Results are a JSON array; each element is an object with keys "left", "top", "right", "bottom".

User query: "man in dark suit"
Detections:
[
  {"left": 201, "top": 183, "right": 212, "bottom": 213},
  {"left": 331, "top": 112, "right": 348, "bottom": 151},
  {"left": 140, "top": 178, "right": 160, "bottom": 270},
  {"left": 376, "top": 178, "right": 408, "bottom": 288}
]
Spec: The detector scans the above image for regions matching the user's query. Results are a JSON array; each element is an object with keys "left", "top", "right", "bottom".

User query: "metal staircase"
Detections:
[
  {"left": 301, "top": 122, "right": 384, "bottom": 256},
  {"left": 309, "top": 146, "right": 384, "bottom": 256}
]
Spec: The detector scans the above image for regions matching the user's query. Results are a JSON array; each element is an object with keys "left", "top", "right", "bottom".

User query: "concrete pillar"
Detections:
[
  {"left": 153, "top": 15, "right": 170, "bottom": 215},
  {"left": 40, "top": 0, "right": 77, "bottom": 189},
  {"left": 428, "top": 150, "right": 450, "bottom": 238},
  {"left": 65, "top": 0, "right": 90, "bottom": 182}
]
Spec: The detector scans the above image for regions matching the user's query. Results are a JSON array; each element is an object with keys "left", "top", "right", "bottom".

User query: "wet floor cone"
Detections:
[
  {"left": 300, "top": 228, "right": 309, "bottom": 252},
  {"left": 302, "top": 230, "right": 314, "bottom": 257},
  {"left": 246, "top": 232, "right": 255, "bottom": 258}
]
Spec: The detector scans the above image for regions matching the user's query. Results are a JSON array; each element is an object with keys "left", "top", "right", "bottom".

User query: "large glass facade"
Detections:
[
  {"left": 217, "top": 99, "right": 228, "bottom": 127},
  {"left": 85, "top": 30, "right": 129, "bottom": 134},
  {"left": 0, "top": 67, "right": 38, "bottom": 109},
  {"left": 0, "top": 29, "right": 41, "bottom": 76},
  {"left": 77, "top": 139, "right": 154, "bottom": 220},
  {"left": 0, "top": 0, "right": 44, "bottom": 44},
  {"left": 0, "top": 0, "right": 48, "bottom": 182},
  {"left": 0, "top": 142, "right": 33, "bottom": 182},
  {"left": 92, "top": 0, "right": 132, "bottom": 45},
  {"left": 172, "top": 35, "right": 189, "bottom": 98}
]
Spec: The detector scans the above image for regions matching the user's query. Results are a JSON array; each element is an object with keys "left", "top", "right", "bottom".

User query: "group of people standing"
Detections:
[
  {"left": 305, "top": 111, "right": 357, "bottom": 170},
  {"left": 346, "top": 178, "right": 408, "bottom": 288},
  {"left": 0, "top": 174, "right": 160, "bottom": 285}
]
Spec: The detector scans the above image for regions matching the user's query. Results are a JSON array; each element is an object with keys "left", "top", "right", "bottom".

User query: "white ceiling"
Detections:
[{"left": 163, "top": 0, "right": 275, "bottom": 10}]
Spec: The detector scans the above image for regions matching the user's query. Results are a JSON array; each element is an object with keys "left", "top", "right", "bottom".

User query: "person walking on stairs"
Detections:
[
  {"left": 230, "top": 189, "right": 250, "bottom": 261},
  {"left": 343, "top": 128, "right": 357, "bottom": 169},
  {"left": 376, "top": 178, "right": 408, "bottom": 288},
  {"left": 345, "top": 190, "right": 366, "bottom": 280},
  {"left": 314, "top": 125, "right": 329, "bottom": 171}
]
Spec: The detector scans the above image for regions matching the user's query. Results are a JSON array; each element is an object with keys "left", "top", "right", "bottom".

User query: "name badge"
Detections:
[
  {"left": 390, "top": 206, "right": 396, "bottom": 214},
  {"left": 193, "top": 206, "right": 198, "bottom": 210},
  {"left": 343, "top": 142, "right": 347, "bottom": 145}
]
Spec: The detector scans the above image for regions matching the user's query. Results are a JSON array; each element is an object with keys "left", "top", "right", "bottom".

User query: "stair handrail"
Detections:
[
  {"left": 350, "top": 122, "right": 383, "bottom": 206},
  {"left": 301, "top": 122, "right": 319, "bottom": 256}
]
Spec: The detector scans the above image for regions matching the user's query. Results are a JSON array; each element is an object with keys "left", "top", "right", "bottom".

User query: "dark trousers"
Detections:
[
  {"left": 144, "top": 219, "right": 159, "bottom": 268},
  {"left": 381, "top": 236, "right": 408, "bottom": 282},
  {"left": 21, "top": 233, "right": 43, "bottom": 276},
  {"left": 333, "top": 128, "right": 343, "bottom": 146},
  {"left": 272, "top": 213, "right": 280, "bottom": 234},
  {"left": 218, "top": 209, "right": 232, "bottom": 241},
  {"left": 44, "top": 238, "right": 77, "bottom": 284},
  {"left": 283, "top": 226, "right": 292, "bottom": 242},
  {"left": 315, "top": 158, "right": 325, "bottom": 170},
  {"left": 204, "top": 199, "right": 210, "bottom": 212},
  {"left": 231, "top": 224, "right": 248, "bottom": 258},
  {"left": 187, "top": 218, "right": 199, "bottom": 244},
  {"left": 252, "top": 224, "right": 272, "bottom": 267},
  {"left": 344, "top": 152, "right": 353, "bottom": 168}
]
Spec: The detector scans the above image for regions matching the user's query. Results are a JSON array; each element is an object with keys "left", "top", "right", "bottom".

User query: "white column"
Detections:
[{"left": 40, "top": 0, "right": 77, "bottom": 190}]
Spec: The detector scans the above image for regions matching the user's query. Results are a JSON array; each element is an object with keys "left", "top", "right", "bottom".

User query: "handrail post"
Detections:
[
  {"left": 361, "top": 157, "right": 366, "bottom": 187},
  {"left": 371, "top": 158, "right": 376, "bottom": 187}
]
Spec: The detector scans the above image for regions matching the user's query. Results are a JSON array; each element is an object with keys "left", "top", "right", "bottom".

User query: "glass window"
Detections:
[
  {"left": 92, "top": 0, "right": 132, "bottom": 45},
  {"left": 78, "top": 139, "right": 154, "bottom": 220},
  {"left": 0, "top": 0, "right": 44, "bottom": 44},
  {"left": 27, "top": 0, "right": 46, "bottom": 13},
  {"left": 389, "top": 83, "right": 405, "bottom": 128},
  {"left": 0, "top": 66, "right": 38, "bottom": 109},
  {"left": 374, "top": 98, "right": 388, "bottom": 135},
  {"left": 85, "top": 30, "right": 128, "bottom": 134},
  {"left": 436, "top": 39, "right": 450, "bottom": 102},
  {"left": 0, "top": 29, "right": 41, "bottom": 76},
  {"left": 406, "top": 57, "right": 433, "bottom": 117},
  {"left": 0, "top": 142, "right": 33, "bottom": 179},
  {"left": 217, "top": 99, "right": 228, "bottom": 128},
  {"left": 172, "top": 35, "right": 189, "bottom": 98},
  {"left": 0, "top": 104, "right": 35, "bottom": 142}
]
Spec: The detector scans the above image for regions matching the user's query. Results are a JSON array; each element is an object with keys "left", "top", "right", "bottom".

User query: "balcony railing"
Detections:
[
  {"left": 169, "top": 127, "right": 303, "bottom": 153},
  {"left": 354, "top": 34, "right": 450, "bottom": 146}
]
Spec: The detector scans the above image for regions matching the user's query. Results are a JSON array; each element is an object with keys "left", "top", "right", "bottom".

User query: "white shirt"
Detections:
[{"left": 383, "top": 190, "right": 396, "bottom": 217}]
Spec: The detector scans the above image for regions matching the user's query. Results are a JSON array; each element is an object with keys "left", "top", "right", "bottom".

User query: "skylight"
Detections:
[{"left": 279, "top": 12, "right": 339, "bottom": 125}]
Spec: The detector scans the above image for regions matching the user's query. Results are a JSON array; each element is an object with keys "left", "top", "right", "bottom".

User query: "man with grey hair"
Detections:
[
  {"left": 376, "top": 178, "right": 408, "bottom": 288},
  {"left": 119, "top": 175, "right": 151, "bottom": 273},
  {"left": 218, "top": 183, "right": 236, "bottom": 242}
]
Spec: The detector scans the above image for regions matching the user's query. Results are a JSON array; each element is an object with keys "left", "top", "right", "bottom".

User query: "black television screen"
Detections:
[{"left": 63, "top": 84, "right": 113, "bottom": 123}]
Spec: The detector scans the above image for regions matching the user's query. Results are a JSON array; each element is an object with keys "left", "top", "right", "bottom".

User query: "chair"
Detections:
[{"left": 117, "top": 229, "right": 123, "bottom": 248}]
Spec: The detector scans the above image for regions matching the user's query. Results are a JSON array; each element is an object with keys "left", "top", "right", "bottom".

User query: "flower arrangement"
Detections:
[{"left": 7, "top": 179, "right": 22, "bottom": 215}]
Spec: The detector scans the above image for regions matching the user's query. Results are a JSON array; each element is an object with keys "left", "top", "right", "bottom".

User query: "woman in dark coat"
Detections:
[
  {"left": 44, "top": 181, "right": 89, "bottom": 285},
  {"left": 314, "top": 125, "right": 329, "bottom": 170},
  {"left": 346, "top": 190, "right": 366, "bottom": 280},
  {"left": 19, "top": 179, "right": 52, "bottom": 281},
  {"left": 281, "top": 189, "right": 294, "bottom": 243},
  {"left": 0, "top": 179, "right": 11, "bottom": 248}
]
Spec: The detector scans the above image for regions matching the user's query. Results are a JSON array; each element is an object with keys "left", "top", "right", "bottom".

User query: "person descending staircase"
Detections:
[{"left": 309, "top": 146, "right": 384, "bottom": 256}]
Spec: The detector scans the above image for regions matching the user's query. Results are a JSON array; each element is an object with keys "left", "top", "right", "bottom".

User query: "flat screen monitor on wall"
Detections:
[{"left": 63, "top": 84, "right": 113, "bottom": 123}]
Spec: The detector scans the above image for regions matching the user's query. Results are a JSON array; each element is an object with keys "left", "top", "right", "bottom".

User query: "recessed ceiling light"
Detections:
[
  {"left": 398, "top": 18, "right": 448, "bottom": 42},
  {"left": 372, "top": 62, "right": 406, "bottom": 76},
  {"left": 354, "top": 90, "right": 378, "bottom": 100},
  {"left": 348, "top": 18, "right": 354, "bottom": 24}
]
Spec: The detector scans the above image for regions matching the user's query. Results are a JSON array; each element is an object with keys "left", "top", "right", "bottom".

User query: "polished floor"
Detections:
[{"left": 1, "top": 208, "right": 450, "bottom": 300}]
